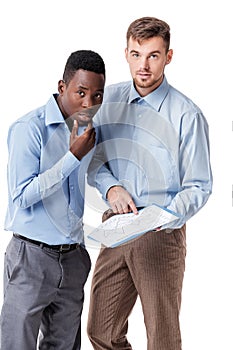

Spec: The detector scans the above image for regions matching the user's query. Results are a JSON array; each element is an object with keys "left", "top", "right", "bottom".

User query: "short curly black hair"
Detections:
[{"left": 63, "top": 50, "right": 105, "bottom": 84}]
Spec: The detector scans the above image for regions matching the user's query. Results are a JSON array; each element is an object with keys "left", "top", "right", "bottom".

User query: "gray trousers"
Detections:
[
  {"left": 87, "top": 226, "right": 186, "bottom": 350},
  {"left": 0, "top": 235, "right": 91, "bottom": 350}
]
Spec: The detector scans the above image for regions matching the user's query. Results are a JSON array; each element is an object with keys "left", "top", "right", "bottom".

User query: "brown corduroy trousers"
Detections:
[{"left": 87, "top": 226, "right": 186, "bottom": 350}]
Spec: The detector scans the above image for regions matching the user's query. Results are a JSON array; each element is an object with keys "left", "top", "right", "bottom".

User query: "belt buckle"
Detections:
[{"left": 59, "top": 244, "right": 71, "bottom": 252}]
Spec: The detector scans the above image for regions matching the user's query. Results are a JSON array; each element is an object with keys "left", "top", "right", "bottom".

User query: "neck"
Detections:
[{"left": 56, "top": 95, "right": 68, "bottom": 120}]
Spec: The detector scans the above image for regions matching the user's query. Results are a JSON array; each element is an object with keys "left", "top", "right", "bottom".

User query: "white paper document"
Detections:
[{"left": 88, "top": 204, "right": 180, "bottom": 248}]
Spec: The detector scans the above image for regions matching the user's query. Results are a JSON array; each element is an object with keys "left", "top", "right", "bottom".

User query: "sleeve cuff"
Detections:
[{"left": 61, "top": 151, "right": 80, "bottom": 178}]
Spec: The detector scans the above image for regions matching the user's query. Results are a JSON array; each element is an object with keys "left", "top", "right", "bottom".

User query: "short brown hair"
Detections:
[{"left": 126, "top": 17, "right": 170, "bottom": 52}]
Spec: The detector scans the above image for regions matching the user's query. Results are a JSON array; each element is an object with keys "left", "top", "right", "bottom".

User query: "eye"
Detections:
[
  {"left": 149, "top": 54, "right": 159, "bottom": 59},
  {"left": 131, "top": 53, "right": 139, "bottom": 58},
  {"left": 95, "top": 92, "right": 103, "bottom": 100},
  {"left": 78, "top": 90, "right": 85, "bottom": 97}
]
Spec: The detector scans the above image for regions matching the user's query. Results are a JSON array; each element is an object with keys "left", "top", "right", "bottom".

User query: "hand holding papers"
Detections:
[{"left": 88, "top": 204, "right": 180, "bottom": 248}]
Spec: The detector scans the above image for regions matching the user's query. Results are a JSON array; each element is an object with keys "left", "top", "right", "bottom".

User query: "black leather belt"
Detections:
[
  {"left": 13, "top": 234, "right": 80, "bottom": 253},
  {"left": 137, "top": 207, "right": 145, "bottom": 211}
]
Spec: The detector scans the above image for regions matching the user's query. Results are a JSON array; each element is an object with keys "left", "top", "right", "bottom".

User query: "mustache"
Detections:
[{"left": 71, "top": 105, "right": 101, "bottom": 120}]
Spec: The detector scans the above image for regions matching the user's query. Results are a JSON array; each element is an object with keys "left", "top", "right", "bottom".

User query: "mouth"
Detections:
[
  {"left": 70, "top": 105, "right": 101, "bottom": 125},
  {"left": 78, "top": 113, "right": 92, "bottom": 119},
  {"left": 137, "top": 71, "right": 151, "bottom": 79},
  {"left": 76, "top": 113, "right": 93, "bottom": 125}
]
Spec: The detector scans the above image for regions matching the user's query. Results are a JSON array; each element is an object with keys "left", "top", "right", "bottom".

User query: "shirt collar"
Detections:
[
  {"left": 128, "top": 76, "right": 169, "bottom": 112},
  {"left": 45, "top": 94, "right": 65, "bottom": 126}
]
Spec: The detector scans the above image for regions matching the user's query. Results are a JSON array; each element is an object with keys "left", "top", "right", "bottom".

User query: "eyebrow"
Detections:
[
  {"left": 129, "top": 49, "right": 161, "bottom": 55},
  {"left": 78, "top": 85, "right": 88, "bottom": 90},
  {"left": 78, "top": 85, "right": 104, "bottom": 93}
]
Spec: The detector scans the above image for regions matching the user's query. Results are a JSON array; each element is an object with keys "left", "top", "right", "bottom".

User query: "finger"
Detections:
[
  {"left": 86, "top": 121, "right": 93, "bottom": 130},
  {"left": 115, "top": 203, "right": 124, "bottom": 214},
  {"left": 117, "top": 198, "right": 131, "bottom": 214},
  {"left": 71, "top": 120, "right": 78, "bottom": 139},
  {"left": 128, "top": 199, "right": 138, "bottom": 215},
  {"left": 117, "top": 205, "right": 124, "bottom": 214},
  {"left": 85, "top": 130, "right": 95, "bottom": 145},
  {"left": 89, "top": 128, "right": 96, "bottom": 136},
  {"left": 111, "top": 204, "right": 119, "bottom": 214},
  {"left": 85, "top": 126, "right": 95, "bottom": 137},
  {"left": 90, "top": 130, "right": 96, "bottom": 142}
]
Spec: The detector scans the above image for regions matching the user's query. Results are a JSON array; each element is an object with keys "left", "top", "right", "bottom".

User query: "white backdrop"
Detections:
[{"left": 0, "top": 1, "right": 232, "bottom": 349}]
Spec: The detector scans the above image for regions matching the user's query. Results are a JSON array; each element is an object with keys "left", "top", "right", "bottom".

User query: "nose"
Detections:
[
  {"left": 139, "top": 56, "right": 149, "bottom": 70},
  {"left": 82, "top": 95, "right": 93, "bottom": 108}
]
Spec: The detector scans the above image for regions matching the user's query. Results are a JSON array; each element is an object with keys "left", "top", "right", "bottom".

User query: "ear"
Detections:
[
  {"left": 58, "top": 79, "right": 66, "bottom": 94},
  {"left": 166, "top": 49, "right": 173, "bottom": 65},
  {"left": 125, "top": 47, "right": 129, "bottom": 62}
]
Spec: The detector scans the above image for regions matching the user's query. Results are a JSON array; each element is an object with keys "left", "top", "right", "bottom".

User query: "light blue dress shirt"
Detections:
[
  {"left": 4, "top": 94, "right": 90, "bottom": 244},
  {"left": 89, "top": 76, "right": 213, "bottom": 229}
]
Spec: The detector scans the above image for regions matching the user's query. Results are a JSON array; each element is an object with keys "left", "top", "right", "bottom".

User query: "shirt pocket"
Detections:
[{"left": 144, "top": 145, "right": 178, "bottom": 190}]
